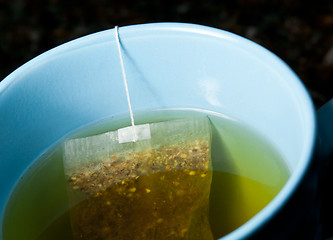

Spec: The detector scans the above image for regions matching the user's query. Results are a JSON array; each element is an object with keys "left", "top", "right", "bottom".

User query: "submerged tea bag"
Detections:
[
  {"left": 63, "top": 117, "right": 213, "bottom": 240},
  {"left": 62, "top": 26, "right": 214, "bottom": 239}
]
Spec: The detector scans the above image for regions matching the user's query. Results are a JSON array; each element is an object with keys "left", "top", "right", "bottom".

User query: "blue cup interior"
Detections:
[{"left": 0, "top": 23, "right": 315, "bottom": 239}]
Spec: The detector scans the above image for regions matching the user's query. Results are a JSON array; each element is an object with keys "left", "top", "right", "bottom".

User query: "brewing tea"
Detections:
[
  {"left": 63, "top": 118, "right": 214, "bottom": 240},
  {"left": 2, "top": 109, "right": 290, "bottom": 240},
  {"left": 69, "top": 169, "right": 212, "bottom": 240}
]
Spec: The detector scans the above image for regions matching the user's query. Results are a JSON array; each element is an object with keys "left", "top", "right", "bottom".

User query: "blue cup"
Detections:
[{"left": 0, "top": 23, "right": 332, "bottom": 239}]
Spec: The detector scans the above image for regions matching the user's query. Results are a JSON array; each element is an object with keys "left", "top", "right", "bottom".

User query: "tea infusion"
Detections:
[{"left": 3, "top": 110, "right": 290, "bottom": 240}]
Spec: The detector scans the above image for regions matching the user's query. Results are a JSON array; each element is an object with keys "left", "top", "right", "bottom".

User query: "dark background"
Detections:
[
  {"left": 0, "top": 0, "right": 332, "bottom": 108},
  {"left": 0, "top": 0, "right": 333, "bottom": 238}
]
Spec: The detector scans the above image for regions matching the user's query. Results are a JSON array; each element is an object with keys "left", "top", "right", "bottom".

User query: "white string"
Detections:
[
  {"left": 115, "top": 26, "right": 137, "bottom": 141},
  {"left": 115, "top": 26, "right": 135, "bottom": 128}
]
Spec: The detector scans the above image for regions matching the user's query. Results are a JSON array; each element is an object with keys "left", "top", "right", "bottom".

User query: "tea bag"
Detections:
[{"left": 62, "top": 26, "right": 214, "bottom": 240}]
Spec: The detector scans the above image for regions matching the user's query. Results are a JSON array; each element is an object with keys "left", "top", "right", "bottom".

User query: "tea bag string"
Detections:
[{"left": 115, "top": 26, "right": 138, "bottom": 141}]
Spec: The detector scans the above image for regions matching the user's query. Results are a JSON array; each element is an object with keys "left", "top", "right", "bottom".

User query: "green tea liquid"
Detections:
[{"left": 3, "top": 109, "right": 290, "bottom": 240}]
